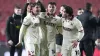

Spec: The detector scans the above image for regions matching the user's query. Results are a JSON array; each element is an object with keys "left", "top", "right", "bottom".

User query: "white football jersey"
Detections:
[
  {"left": 45, "top": 15, "right": 62, "bottom": 42},
  {"left": 23, "top": 13, "right": 40, "bottom": 44},
  {"left": 39, "top": 12, "right": 62, "bottom": 42},
  {"left": 62, "top": 17, "right": 83, "bottom": 49}
]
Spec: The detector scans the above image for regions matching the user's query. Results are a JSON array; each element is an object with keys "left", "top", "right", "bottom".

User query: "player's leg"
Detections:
[
  {"left": 61, "top": 43, "right": 73, "bottom": 56},
  {"left": 48, "top": 41, "right": 56, "bottom": 56},
  {"left": 71, "top": 42, "right": 80, "bottom": 56},
  {"left": 56, "top": 33, "right": 63, "bottom": 56},
  {"left": 25, "top": 43, "right": 36, "bottom": 56},
  {"left": 61, "top": 48, "right": 68, "bottom": 56},
  {"left": 39, "top": 27, "right": 49, "bottom": 56},
  {"left": 56, "top": 44, "right": 62, "bottom": 56},
  {"left": 40, "top": 40, "right": 48, "bottom": 56}
]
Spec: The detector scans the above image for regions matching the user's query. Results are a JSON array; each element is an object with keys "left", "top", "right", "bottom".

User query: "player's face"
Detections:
[
  {"left": 60, "top": 6, "right": 65, "bottom": 14},
  {"left": 32, "top": 5, "right": 41, "bottom": 15},
  {"left": 14, "top": 8, "right": 22, "bottom": 15},
  {"left": 27, "top": 5, "right": 31, "bottom": 13},
  {"left": 61, "top": 8, "right": 68, "bottom": 18},
  {"left": 77, "top": 10, "right": 84, "bottom": 15},
  {"left": 47, "top": 4, "right": 56, "bottom": 14},
  {"left": 81, "top": 10, "right": 84, "bottom": 14}
]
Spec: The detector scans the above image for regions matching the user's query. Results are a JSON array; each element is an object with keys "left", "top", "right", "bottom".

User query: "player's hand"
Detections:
[
  {"left": 95, "top": 39, "right": 100, "bottom": 46},
  {"left": 95, "top": 39, "right": 100, "bottom": 50},
  {"left": 15, "top": 43, "right": 22, "bottom": 47},
  {"left": 7, "top": 40, "right": 13, "bottom": 46},
  {"left": 72, "top": 40, "right": 78, "bottom": 48}
]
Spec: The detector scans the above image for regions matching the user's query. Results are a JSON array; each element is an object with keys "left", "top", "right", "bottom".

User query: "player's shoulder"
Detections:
[
  {"left": 54, "top": 15, "right": 62, "bottom": 20},
  {"left": 55, "top": 15, "right": 60, "bottom": 18},
  {"left": 73, "top": 17, "right": 82, "bottom": 24},
  {"left": 25, "top": 13, "right": 32, "bottom": 19},
  {"left": 39, "top": 12, "right": 46, "bottom": 19},
  {"left": 23, "top": 13, "right": 32, "bottom": 22},
  {"left": 73, "top": 17, "right": 80, "bottom": 22}
]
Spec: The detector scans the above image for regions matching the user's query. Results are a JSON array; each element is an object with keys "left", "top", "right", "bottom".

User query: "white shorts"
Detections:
[
  {"left": 56, "top": 44, "right": 62, "bottom": 53},
  {"left": 48, "top": 41, "right": 56, "bottom": 56},
  {"left": 25, "top": 43, "right": 36, "bottom": 56},
  {"left": 61, "top": 42, "right": 80, "bottom": 56}
]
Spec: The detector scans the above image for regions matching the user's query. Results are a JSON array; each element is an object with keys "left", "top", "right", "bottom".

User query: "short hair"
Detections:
[
  {"left": 48, "top": 2, "right": 56, "bottom": 6},
  {"left": 36, "top": 1, "right": 46, "bottom": 12},
  {"left": 61, "top": 5, "right": 67, "bottom": 8},
  {"left": 85, "top": 3, "right": 92, "bottom": 10},
  {"left": 31, "top": 2, "right": 41, "bottom": 7},
  {"left": 14, "top": 4, "right": 21, "bottom": 9},
  {"left": 78, "top": 8, "right": 83, "bottom": 10},
  {"left": 58, "top": 5, "right": 67, "bottom": 17},
  {"left": 65, "top": 6, "right": 73, "bottom": 16}
]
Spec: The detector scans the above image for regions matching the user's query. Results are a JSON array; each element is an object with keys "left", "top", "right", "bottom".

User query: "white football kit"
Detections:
[
  {"left": 19, "top": 13, "right": 41, "bottom": 56},
  {"left": 39, "top": 12, "right": 62, "bottom": 56},
  {"left": 46, "top": 15, "right": 61, "bottom": 56},
  {"left": 61, "top": 17, "right": 84, "bottom": 56}
]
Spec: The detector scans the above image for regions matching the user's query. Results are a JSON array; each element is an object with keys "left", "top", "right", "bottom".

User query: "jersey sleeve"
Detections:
[
  {"left": 19, "top": 24, "right": 28, "bottom": 43},
  {"left": 55, "top": 15, "right": 62, "bottom": 26},
  {"left": 18, "top": 17, "right": 31, "bottom": 43},
  {"left": 22, "top": 17, "right": 31, "bottom": 26},
  {"left": 55, "top": 16, "right": 62, "bottom": 34},
  {"left": 75, "top": 18, "right": 84, "bottom": 41}
]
